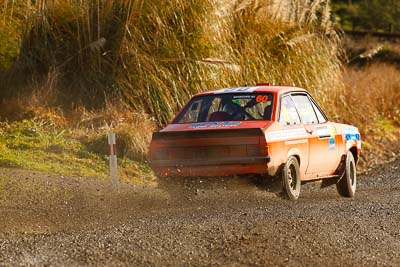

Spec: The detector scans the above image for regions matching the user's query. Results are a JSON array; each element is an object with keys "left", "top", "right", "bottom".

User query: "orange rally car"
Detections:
[{"left": 148, "top": 85, "right": 361, "bottom": 200}]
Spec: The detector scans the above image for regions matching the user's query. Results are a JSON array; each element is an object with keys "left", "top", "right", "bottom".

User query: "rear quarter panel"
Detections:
[{"left": 264, "top": 122, "right": 309, "bottom": 178}]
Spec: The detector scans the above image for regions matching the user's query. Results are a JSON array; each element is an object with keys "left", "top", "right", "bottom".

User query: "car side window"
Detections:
[
  {"left": 279, "top": 96, "right": 301, "bottom": 125},
  {"left": 291, "top": 94, "right": 318, "bottom": 124},
  {"left": 310, "top": 99, "right": 327, "bottom": 123},
  {"left": 206, "top": 98, "right": 222, "bottom": 120},
  {"left": 180, "top": 99, "right": 203, "bottom": 123}
]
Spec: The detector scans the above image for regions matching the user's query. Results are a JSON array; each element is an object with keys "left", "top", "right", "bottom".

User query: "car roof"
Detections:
[{"left": 194, "top": 85, "right": 307, "bottom": 97}]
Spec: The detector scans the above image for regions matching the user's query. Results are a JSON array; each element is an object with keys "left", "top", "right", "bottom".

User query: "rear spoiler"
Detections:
[{"left": 152, "top": 128, "right": 265, "bottom": 140}]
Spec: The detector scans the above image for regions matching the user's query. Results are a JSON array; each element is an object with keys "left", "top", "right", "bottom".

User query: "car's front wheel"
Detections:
[
  {"left": 282, "top": 156, "right": 301, "bottom": 200},
  {"left": 336, "top": 151, "right": 357, "bottom": 198}
]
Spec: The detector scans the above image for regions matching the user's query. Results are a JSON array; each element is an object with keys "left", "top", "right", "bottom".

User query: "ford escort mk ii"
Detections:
[{"left": 148, "top": 85, "right": 361, "bottom": 200}]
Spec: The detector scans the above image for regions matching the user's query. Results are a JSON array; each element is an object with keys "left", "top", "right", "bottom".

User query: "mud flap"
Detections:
[
  {"left": 320, "top": 177, "right": 339, "bottom": 188},
  {"left": 321, "top": 154, "right": 346, "bottom": 189}
]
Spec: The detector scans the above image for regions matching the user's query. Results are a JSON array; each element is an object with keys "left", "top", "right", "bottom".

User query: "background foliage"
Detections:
[
  {"left": 0, "top": 0, "right": 398, "bottom": 175},
  {"left": 0, "top": 0, "right": 341, "bottom": 125},
  {"left": 332, "top": 0, "right": 400, "bottom": 32}
]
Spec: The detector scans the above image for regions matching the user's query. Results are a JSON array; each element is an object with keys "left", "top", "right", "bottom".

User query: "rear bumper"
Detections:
[
  {"left": 152, "top": 164, "right": 270, "bottom": 177},
  {"left": 150, "top": 156, "right": 271, "bottom": 177},
  {"left": 150, "top": 156, "right": 271, "bottom": 167}
]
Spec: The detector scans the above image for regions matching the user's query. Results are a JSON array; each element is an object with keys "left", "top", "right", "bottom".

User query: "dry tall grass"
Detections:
[
  {"left": 341, "top": 64, "right": 400, "bottom": 125},
  {"left": 1, "top": 0, "right": 355, "bottom": 163},
  {"left": 71, "top": 104, "right": 156, "bottom": 161},
  {"left": 333, "top": 63, "right": 400, "bottom": 167},
  {"left": 1, "top": 0, "right": 341, "bottom": 123}
]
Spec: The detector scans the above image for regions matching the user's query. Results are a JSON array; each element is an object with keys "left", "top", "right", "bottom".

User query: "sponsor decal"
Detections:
[
  {"left": 316, "top": 126, "right": 330, "bottom": 138},
  {"left": 268, "top": 128, "right": 308, "bottom": 141},
  {"left": 345, "top": 134, "right": 360, "bottom": 141},
  {"left": 329, "top": 137, "right": 336, "bottom": 150},
  {"left": 213, "top": 87, "right": 256, "bottom": 94},
  {"left": 316, "top": 125, "right": 337, "bottom": 150},
  {"left": 344, "top": 126, "right": 360, "bottom": 141},
  {"left": 189, "top": 121, "right": 241, "bottom": 129},
  {"left": 232, "top": 95, "right": 255, "bottom": 99},
  {"left": 316, "top": 125, "right": 336, "bottom": 139},
  {"left": 284, "top": 139, "right": 308, "bottom": 145},
  {"left": 344, "top": 126, "right": 361, "bottom": 150}
]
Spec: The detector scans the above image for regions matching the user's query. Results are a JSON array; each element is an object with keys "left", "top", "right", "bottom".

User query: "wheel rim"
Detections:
[
  {"left": 288, "top": 164, "right": 297, "bottom": 191},
  {"left": 349, "top": 161, "right": 356, "bottom": 186}
]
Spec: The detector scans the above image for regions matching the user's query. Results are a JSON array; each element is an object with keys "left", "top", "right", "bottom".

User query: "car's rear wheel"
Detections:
[
  {"left": 336, "top": 151, "right": 357, "bottom": 197},
  {"left": 282, "top": 156, "right": 301, "bottom": 200}
]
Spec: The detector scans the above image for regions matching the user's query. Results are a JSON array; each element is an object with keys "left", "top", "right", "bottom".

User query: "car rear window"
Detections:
[{"left": 174, "top": 93, "right": 274, "bottom": 124}]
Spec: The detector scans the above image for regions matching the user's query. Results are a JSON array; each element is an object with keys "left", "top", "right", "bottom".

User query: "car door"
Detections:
[
  {"left": 309, "top": 97, "right": 340, "bottom": 173},
  {"left": 275, "top": 95, "right": 309, "bottom": 176},
  {"left": 291, "top": 93, "right": 339, "bottom": 175}
]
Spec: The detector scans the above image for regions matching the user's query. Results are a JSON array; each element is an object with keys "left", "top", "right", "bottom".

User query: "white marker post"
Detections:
[{"left": 108, "top": 132, "right": 118, "bottom": 187}]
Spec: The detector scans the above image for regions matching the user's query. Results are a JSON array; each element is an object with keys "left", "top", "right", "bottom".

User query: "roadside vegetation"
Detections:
[
  {"left": 345, "top": 37, "right": 400, "bottom": 66},
  {"left": 0, "top": 109, "right": 155, "bottom": 184},
  {"left": 332, "top": 0, "right": 400, "bottom": 32},
  {"left": 1, "top": 0, "right": 341, "bottom": 124},
  {"left": 339, "top": 63, "right": 400, "bottom": 167},
  {"left": 0, "top": 0, "right": 398, "bottom": 180}
]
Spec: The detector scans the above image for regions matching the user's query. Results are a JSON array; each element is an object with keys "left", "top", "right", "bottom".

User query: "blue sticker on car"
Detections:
[
  {"left": 345, "top": 133, "right": 360, "bottom": 141},
  {"left": 329, "top": 137, "right": 335, "bottom": 150},
  {"left": 344, "top": 126, "right": 360, "bottom": 141}
]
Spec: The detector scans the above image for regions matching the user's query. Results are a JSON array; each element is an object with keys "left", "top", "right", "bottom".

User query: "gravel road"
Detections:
[{"left": 0, "top": 159, "right": 399, "bottom": 266}]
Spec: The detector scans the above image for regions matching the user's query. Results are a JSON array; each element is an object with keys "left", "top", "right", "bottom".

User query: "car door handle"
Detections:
[{"left": 306, "top": 129, "right": 313, "bottom": 134}]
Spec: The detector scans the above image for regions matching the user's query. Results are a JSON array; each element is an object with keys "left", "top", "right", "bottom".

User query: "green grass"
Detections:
[{"left": 0, "top": 119, "right": 156, "bottom": 184}]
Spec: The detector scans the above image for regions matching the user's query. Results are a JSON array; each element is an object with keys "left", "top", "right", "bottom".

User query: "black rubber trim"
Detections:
[
  {"left": 150, "top": 156, "right": 271, "bottom": 167},
  {"left": 152, "top": 128, "right": 264, "bottom": 140}
]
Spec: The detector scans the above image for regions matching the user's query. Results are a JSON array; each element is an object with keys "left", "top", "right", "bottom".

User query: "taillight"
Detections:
[{"left": 246, "top": 144, "right": 269, "bottom": 156}]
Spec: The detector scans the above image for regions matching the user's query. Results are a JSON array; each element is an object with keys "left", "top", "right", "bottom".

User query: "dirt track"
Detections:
[{"left": 0, "top": 160, "right": 399, "bottom": 266}]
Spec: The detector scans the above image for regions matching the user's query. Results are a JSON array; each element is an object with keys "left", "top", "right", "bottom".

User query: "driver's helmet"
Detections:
[
  {"left": 221, "top": 97, "right": 240, "bottom": 115},
  {"left": 222, "top": 102, "right": 235, "bottom": 115}
]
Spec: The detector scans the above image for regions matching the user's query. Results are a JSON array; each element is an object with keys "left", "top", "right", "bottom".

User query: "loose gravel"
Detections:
[{"left": 0, "top": 160, "right": 399, "bottom": 266}]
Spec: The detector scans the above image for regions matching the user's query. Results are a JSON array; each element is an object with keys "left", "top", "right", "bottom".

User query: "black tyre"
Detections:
[
  {"left": 336, "top": 151, "right": 357, "bottom": 197},
  {"left": 282, "top": 156, "right": 301, "bottom": 200}
]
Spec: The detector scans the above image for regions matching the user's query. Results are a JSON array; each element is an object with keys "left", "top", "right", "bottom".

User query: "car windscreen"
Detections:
[{"left": 173, "top": 93, "right": 274, "bottom": 124}]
